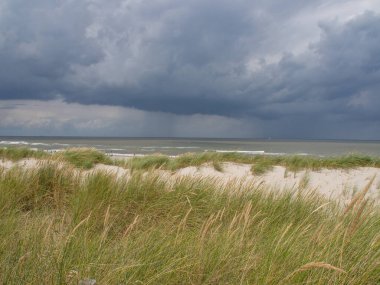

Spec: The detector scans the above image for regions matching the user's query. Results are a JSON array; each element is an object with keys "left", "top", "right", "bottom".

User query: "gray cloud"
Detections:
[
  {"left": 0, "top": 0, "right": 380, "bottom": 138},
  {"left": 0, "top": 100, "right": 256, "bottom": 137}
]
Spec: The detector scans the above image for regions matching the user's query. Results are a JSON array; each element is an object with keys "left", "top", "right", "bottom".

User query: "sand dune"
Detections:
[{"left": 1, "top": 158, "right": 379, "bottom": 203}]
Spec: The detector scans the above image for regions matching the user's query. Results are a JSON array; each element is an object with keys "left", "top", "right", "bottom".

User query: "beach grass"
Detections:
[
  {"left": 112, "top": 151, "right": 380, "bottom": 175},
  {"left": 0, "top": 162, "right": 379, "bottom": 284},
  {"left": 0, "top": 147, "right": 48, "bottom": 161},
  {"left": 1, "top": 147, "right": 380, "bottom": 174},
  {"left": 53, "top": 148, "right": 112, "bottom": 169},
  {"left": 120, "top": 152, "right": 251, "bottom": 171},
  {"left": 250, "top": 154, "right": 380, "bottom": 175},
  {"left": 0, "top": 147, "right": 112, "bottom": 169}
]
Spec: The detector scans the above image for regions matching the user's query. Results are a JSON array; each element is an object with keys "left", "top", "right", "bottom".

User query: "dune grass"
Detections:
[
  {"left": 251, "top": 154, "right": 380, "bottom": 175},
  {"left": 53, "top": 148, "right": 112, "bottom": 169},
  {"left": 122, "top": 151, "right": 380, "bottom": 175},
  {"left": 0, "top": 147, "right": 112, "bottom": 169},
  {"left": 120, "top": 152, "right": 248, "bottom": 171},
  {"left": 0, "top": 163, "right": 379, "bottom": 284},
  {"left": 2, "top": 147, "right": 380, "bottom": 174},
  {"left": 0, "top": 147, "right": 48, "bottom": 161}
]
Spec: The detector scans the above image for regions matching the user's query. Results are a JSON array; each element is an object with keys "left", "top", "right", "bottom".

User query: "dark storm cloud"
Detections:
[
  {"left": 0, "top": 0, "right": 103, "bottom": 99},
  {"left": 0, "top": 0, "right": 380, "bottom": 126},
  {"left": 233, "top": 11, "right": 380, "bottom": 124}
]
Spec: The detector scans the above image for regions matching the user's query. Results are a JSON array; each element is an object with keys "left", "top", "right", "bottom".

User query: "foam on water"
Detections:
[
  {"left": 1, "top": 137, "right": 379, "bottom": 157},
  {"left": 216, "top": 150, "right": 265, "bottom": 155},
  {"left": 0, "top": 140, "right": 29, "bottom": 145}
]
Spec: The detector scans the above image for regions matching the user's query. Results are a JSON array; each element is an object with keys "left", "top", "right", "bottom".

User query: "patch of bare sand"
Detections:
[
  {"left": 91, "top": 164, "right": 130, "bottom": 179},
  {"left": 0, "top": 158, "right": 40, "bottom": 170},
  {"left": 261, "top": 166, "right": 380, "bottom": 202},
  {"left": 170, "top": 163, "right": 380, "bottom": 202}
]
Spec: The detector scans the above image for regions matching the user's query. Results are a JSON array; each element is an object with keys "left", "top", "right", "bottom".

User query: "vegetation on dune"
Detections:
[
  {"left": 0, "top": 163, "right": 379, "bottom": 284},
  {"left": 124, "top": 152, "right": 253, "bottom": 171},
  {"left": 118, "top": 151, "right": 380, "bottom": 175},
  {"left": 0, "top": 147, "right": 112, "bottom": 169},
  {"left": 1, "top": 147, "right": 380, "bottom": 174},
  {"left": 0, "top": 147, "right": 47, "bottom": 161},
  {"left": 53, "top": 148, "right": 112, "bottom": 169},
  {"left": 251, "top": 154, "right": 380, "bottom": 175},
  {"left": 123, "top": 155, "right": 170, "bottom": 171}
]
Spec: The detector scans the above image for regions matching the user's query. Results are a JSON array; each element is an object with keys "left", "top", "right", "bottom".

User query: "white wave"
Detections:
[
  {"left": 52, "top": 143, "right": 70, "bottom": 146},
  {"left": 106, "top": 152, "right": 145, "bottom": 157},
  {"left": 215, "top": 150, "right": 265, "bottom": 155},
  {"left": 45, "top": 149, "right": 64, "bottom": 153},
  {"left": 174, "top": 147, "right": 200, "bottom": 149},
  {"left": 264, "top": 152, "right": 286, "bottom": 156},
  {"left": 30, "top": 142, "right": 50, "bottom": 146},
  {"left": 141, "top": 146, "right": 200, "bottom": 149},
  {"left": 0, "top": 140, "right": 29, "bottom": 145}
]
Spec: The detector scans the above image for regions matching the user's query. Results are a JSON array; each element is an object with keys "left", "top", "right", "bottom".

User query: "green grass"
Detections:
[
  {"left": 0, "top": 163, "right": 379, "bottom": 284},
  {"left": 0, "top": 147, "right": 48, "bottom": 161},
  {"left": 251, "top": 154, "right": 380, "bottom": 175},
  {"left": 2, "top": 147, "right": 380, "bottom": 175},
  {"left": 0, "top": 147, "right": 112, "bottom": 169},
  {"left": 124, "top": 155, "right": 170, "bottom": 171},
  {"left": 118, "top": 152, "right": 380, "bottom": 175},
  {"left": 53, "top": 148, "right": 112, "bottom": 169},
  {"left": 120, "top": 152, "right": 248, "bottom": 171}
]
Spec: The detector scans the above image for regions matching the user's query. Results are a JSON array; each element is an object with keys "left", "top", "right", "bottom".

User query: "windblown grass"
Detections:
[
  {"left": 121, "top": 152, "right": 249, "bottom": 171},
  {"left": 53, "top": 148, "right": 112, "bottom": 169},
  {"left": 2, "top": 147, "right": 380, "bottom": 175},
  {"left": 0, "top": 163, "right": 379, "bottom": 284},
  {"left": 253, "top": 154, "right": 380, "bottom": 171},
  {"left": 0, "top": 147, "right": 47, "bottom": 161},
  {"left": 0, "top": 147, "right": 112, "bottom": 169},
  {"left": 125, "top": 152, "right": 380, "bottom": 175},
  {"left": 124, "top": 155, "right": 170, "bottom": 171},
  {"left": 251, "top": 154, "right": 380, "bottom": 175}
]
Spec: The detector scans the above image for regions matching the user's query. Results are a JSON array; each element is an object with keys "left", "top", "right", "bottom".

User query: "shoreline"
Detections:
[{"left": 2, "top": 137, "right": 380, "bottom": 157}]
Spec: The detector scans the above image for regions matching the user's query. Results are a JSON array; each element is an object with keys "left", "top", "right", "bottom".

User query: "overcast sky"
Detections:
[{"left": 1, "top": 0, "right": 380, "bottom": 139}]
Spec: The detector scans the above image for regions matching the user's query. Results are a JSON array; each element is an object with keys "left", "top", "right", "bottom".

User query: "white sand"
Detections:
[{"left": 1, "top": 159, "right": 379, "bottom": 202}]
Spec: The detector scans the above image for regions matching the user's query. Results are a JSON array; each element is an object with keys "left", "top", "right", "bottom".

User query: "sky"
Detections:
[{"left": 1, "top": 0, "right": 380, "bottom": 139}]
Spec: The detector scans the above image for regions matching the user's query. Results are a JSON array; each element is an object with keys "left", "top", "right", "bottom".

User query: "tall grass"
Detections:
[
  {"left": 53, "top": 148, "right": 112, "bottom": 169},
  {"left": 121, "top": 152, "right": 250, "bottom": 171},
  {"left": 2, "top": 147, "right": 380, "bottom": 174},
  {"left": 0, "top": 147, "right": 47, "bottom": 161},
  {"left": 0, "top": 163, "right": 379, "bottom": 284},
  {"left": 126, "top": 152, "right": 380, "bottom": 175},
  {"left": 0, "top": 147, "right": 111, "bottom": 169},
  {"left": 251, "top": 154, "right": 380, "bottom": 174}
]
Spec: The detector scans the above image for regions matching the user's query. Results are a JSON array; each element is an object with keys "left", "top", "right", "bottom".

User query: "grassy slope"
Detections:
[
  {"left": 0, "top": 163, "right": 379, "bottom": 284},
  {"left": 53, "top": 148, "right": 112, "bottom": 169},
  {"left": 1, "top": 147, "right": 380, "bottom": 173},
  {"left": 0, "top": 147, "right": 48, "bottom": 161},
  {"left": 0, "top": 147, "right": 111, "bottom": 169},
  {"left": 122, "top": 152, "right": 380, "bottom": 174}
]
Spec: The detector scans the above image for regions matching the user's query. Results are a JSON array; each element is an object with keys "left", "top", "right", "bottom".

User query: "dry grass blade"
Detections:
[
  {"left": 343, "top": 175, "right": 376, "bottom": 216},
  {"left": 283, "top": 261, "right": 346, "bottom": 282},
  {"left": 298, "top": 262, "right": 346, "bottom": 273}
]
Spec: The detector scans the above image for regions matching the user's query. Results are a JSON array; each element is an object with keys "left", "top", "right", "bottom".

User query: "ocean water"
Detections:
[{"left": 1, "top": 137, "right": 380, "bottom": 157}]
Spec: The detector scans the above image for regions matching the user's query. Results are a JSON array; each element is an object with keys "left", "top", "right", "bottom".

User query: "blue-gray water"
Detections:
[{"left": 1, "top": 137, "right": 380, "bottom": 157}]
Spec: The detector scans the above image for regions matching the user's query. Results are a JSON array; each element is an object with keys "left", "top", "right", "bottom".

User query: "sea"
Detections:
[{"left": 1, "top": 136, "right": 380, "bottom": 157}]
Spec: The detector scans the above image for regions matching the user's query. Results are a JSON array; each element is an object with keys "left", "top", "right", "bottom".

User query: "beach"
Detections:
[
  {"left": 1, "top": 148, "right": 380, "bottom": 284},
  {"left": 1, "top": 155, "right": 379, "bottom": 203}
]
